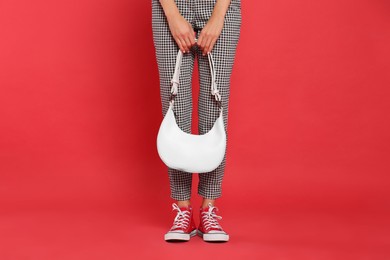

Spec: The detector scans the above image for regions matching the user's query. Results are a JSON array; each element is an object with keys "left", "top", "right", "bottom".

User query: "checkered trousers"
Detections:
[{"left": 152, "top": 0, "right": 242, "bottom": 200}]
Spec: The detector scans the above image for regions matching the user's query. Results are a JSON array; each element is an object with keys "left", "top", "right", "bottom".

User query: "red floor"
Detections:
[{"left": 1, "top": 203, "right": 389, "bottom": 259}]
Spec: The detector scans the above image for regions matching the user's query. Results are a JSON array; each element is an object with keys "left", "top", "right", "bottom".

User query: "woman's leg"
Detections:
[
  {"left": 194, "top": 0, "right": 242, "bottom": 202},
  {"left": 152, "top": 0, "right": 196, "bottom": 202}
]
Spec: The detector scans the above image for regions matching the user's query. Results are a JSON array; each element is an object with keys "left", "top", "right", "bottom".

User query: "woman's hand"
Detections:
[
  {"left": 167, "top": 14, "right": 196, "bottom": 53},
  {"left": 197, "top": 16, "right": 224, "bottom": 56},
  {"left": 197, "top": 0, "right": 231, "bottom": 55},
  {"left": 159, "top": 0, "right": 196, "bottom": 53}
]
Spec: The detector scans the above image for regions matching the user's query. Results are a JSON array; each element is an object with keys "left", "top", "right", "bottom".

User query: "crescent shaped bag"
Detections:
[{"left": 156, "top": 50, "right": 226, "bottom": 173}]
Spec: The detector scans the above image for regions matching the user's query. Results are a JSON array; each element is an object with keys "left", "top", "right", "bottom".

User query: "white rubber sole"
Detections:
[
  {"left": 164, "top": 229, "right": 197, "bottom": 241},
  {"left": 197, "top": 230, "right": 229, "bottom": 242}
]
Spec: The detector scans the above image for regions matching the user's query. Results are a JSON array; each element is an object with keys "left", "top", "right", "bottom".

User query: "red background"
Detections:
[{"left": 1, "top": 0, "right": 389, "bottom": 259}]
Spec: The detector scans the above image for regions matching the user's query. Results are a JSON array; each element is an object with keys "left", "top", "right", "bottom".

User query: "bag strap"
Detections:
[{"left": 169, "top": 50, "right": 222, "bottom": 111}]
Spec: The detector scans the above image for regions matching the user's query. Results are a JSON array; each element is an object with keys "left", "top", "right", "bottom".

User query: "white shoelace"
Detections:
[
  {"left": 201, "top": 203, "right": 223, "bottom": 231},
  {"left": 170, "top": 203, "right": 191, "bottom": 230}
]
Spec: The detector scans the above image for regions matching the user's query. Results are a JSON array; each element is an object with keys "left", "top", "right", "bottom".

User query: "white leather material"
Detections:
[
  {"left": 156, "top": 49, "right": 227, "bottom": 173},
  {"left": 157, "top": 103, "right": 226, "bottom": 173}
]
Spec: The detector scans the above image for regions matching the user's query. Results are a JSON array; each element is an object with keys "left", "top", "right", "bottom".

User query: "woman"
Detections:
[{"left": 152, "top": 0, "right": 241, "bottom": 242}]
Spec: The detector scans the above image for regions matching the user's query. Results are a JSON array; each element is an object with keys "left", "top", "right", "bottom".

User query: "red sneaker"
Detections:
[
  {"left": 164, "top": 203, "right": 197, "bottom": 241},
  {"left": 198, "top": 203, "right": 229, "bottom": 242}
]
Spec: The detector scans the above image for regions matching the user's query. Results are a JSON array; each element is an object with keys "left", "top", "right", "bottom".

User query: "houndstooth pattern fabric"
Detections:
[{"left": 152, "top": 0, "right": 241, "bottom": 200}]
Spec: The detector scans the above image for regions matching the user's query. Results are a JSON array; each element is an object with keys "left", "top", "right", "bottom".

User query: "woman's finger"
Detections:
[
  {"left": 179, "top": 37, "right": 189, "bottom": 53},
  {"left": 203, "top": 36, "right": 212, "bottom": 55},
  {"left": 187, "top": 26, "right": 196, "bottom": 48},
  {"left": 196, "top": 36, "right": 203, "bottom": 50},
  {"left": 188, "top": 34, "right": 196, "bottom": 48},
  {"left": 208, "top": 37, "right": 217, "bottom": 54},
  {"left": 185, "top": 31, "right": 194, "bottom": 51},
  {"left": 175, "top": 37, "right": 186, "bottom": 53},
  {"left": 183, "top": 36, "right": 192, "bottom": 52}
]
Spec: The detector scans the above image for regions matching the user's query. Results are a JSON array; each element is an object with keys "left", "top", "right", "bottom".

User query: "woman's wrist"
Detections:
[
  {"left": 159, "top": 0, "right": 181, "bottom": 20},
  {"left": 165, "top": 8, "right": 181, "bottom": 20},
  {"left": 211, "top": 0, "right": 230, "bottom": 20},
  {"left": 209, "top": 12, "right": 225, "bottom": 23},
  {"left": 211, "top": 9, "right": 227, "bottom": 20},
  {"left": 165, "top": 11, "right": 181, "bottom": 23}
]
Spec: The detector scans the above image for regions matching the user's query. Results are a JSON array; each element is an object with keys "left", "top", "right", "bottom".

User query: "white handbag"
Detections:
[{"left": 156, "top": 50, "right": 227, "bottom": 173}]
